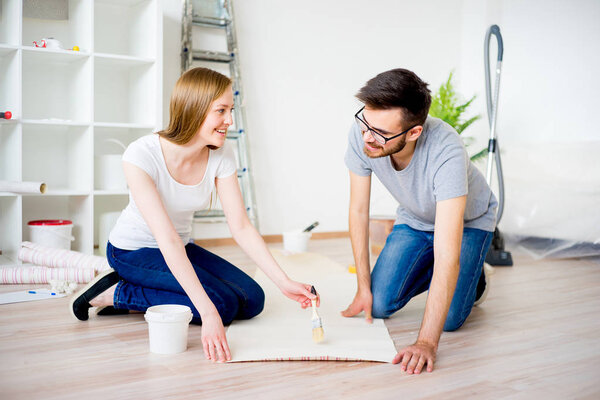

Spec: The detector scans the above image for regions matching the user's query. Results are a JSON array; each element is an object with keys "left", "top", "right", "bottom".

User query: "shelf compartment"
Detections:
[
  {"left": 22, "top": 45, "right": 90, "bottom": 60},
  {"left": 94, "top": 57, "right": 156, "bottom": 125},
  {"left": 0, "top": 43, "right": 19, "bottom": 55},
  {"left": 94, "top": 194, "right": 128, "bottom": 254},
  {"left": 0, "top": 122, "right": 20, "bottom": 181},
  {"left": 94, "top": 52, "right": 154, "bottom": 66},
  {"left": 0, "top": 196, "right": 22, "bottom": 262},
  {"left": 94, "top": 0, "right": 157, "bottom": 59},
  {"left": 93, "top": 126, "right": 153, "bottom": 190},
  {"left": 22, "top": 50, "right": 91, "bottom": 122},
  {"left": 21, "top": 119, "right": 89, "bottom": 126},
  {"left": 22, "top": 124, "right": 92, "bottom": 192},
  {"left": 22, "top": 195, "right": 92, "bottom": 254},
  {"left": 0, "top": 47, "right": 19, "bottom": 120},
  {"left": 0, "top": 0, "right": 20, "bottom": 46},
  {"left": 94, "top": 122, "right": 154, "bottom": 129},
  {"left": 22, "top": 0, "right": 92, "bottom": 53}
]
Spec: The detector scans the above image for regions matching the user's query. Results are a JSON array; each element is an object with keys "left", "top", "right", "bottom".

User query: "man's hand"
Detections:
[
  {"left": 393, "top": 341, "right": 437, "bottom": 374},
  {"left": 341, "top": 289, "right": 373, "bottom": 323}
]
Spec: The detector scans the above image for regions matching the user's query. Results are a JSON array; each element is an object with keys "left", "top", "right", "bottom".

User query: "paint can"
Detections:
[
  {"left": 283, "top": 230, "right": 312, "bottom": 253},
  {"left": 95, "top": 139, "right": 127, "bottom": 191},
  {"left": 144, "top": 304, "right": 193, "bottom": 354},
  {"left": 28, "top": 220, "right": 74, "bottom": 250}
]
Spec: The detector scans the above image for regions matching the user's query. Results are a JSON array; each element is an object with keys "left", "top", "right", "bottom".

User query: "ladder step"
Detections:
[
  {"left": 192, "top": 16, "right": 230, "bottom": 28},
  {"left": 226, "top": 129, "right": 243, "bottom": 139},
  {"left": 194, "top": 211, "right": 257, "bottom": 221},
  {"left": 194, "top": 209, "right": 225, "bottom": 218},
  {"left": 192, "top": 50, "right": 232, "bottom": 63}
]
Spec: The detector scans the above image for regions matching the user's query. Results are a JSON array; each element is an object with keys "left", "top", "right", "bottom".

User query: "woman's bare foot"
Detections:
[{"left": 89, "top": 283, "right": 117, "bottom": 307}]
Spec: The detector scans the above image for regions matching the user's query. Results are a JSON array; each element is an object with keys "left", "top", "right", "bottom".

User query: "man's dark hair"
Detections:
[{"left": 356, "top": 68, "right": 432, "bottom": 126}]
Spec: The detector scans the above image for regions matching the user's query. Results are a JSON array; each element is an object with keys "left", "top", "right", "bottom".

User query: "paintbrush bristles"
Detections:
[
  {"left": 312, "top": 326, "right": 324, "bottom": 343},
  {"left": 311, "top": 299, "right": 324, "bottom": 343}
]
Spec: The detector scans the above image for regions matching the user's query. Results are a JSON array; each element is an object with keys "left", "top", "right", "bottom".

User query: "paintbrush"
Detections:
[
  {"left": 310, "top": 286, "right": 324, "bottom": 343},
  {"left": 303, "top": 221, "right": 319, "bottom": 232}
]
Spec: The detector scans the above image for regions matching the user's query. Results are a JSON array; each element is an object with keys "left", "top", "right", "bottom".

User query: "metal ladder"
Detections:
[{"left": 181, "top": 0, "right": 258, "bottom": 228}]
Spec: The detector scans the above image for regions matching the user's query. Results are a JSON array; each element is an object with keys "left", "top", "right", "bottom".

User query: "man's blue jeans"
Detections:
[
  {"left": 371, "top": 224, "right": 493, "bottom": 331},
  {"left": 106, "top": 242, "right": 265, "bottom": 325}
]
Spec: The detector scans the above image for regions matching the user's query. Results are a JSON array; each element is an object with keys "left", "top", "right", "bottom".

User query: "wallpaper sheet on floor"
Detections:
[{"left": 226, "top": 250, "right": 397, "bottom": 362}]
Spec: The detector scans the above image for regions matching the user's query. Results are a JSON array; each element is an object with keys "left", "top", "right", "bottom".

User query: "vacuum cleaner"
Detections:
[{"left": 484, "top": 25, "right": 513, "bottom": 266}]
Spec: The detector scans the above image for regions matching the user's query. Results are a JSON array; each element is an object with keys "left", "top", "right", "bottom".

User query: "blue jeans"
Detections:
[
  {"left": 106, "top": 242, "right": 265, "bottom": 325},
  {"left": 371, "top": 224, "right": 493, "bottom": 331}
]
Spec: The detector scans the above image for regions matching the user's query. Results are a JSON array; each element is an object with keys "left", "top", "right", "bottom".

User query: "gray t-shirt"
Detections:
[{"left": 345, "top": 116, "right": 497, "bottom": 232}]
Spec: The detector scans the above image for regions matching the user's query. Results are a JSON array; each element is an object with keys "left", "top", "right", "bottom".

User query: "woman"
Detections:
[{"left": 71, "top": 67, "right": 317, "bottom": 362}]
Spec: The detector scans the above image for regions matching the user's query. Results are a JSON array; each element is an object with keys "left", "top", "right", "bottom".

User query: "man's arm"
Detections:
[
  {"left": 393, "top": 195, "right": 467, "bottom": 373},
  {"left": 341, "top": 171, "right": 374, "bottom": 323}
]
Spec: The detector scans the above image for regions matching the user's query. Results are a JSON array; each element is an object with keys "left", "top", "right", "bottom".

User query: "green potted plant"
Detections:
[{"left": 429, "top": 72, "right": 486, "bottom": 160}]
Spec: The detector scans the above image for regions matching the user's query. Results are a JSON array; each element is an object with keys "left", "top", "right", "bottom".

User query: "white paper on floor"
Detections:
[
  {"left": 0, "top": 288, "right": 66, "bottom": 304},
  {"left": 226, "top": 250, "right": 397, "bottom": 362}
]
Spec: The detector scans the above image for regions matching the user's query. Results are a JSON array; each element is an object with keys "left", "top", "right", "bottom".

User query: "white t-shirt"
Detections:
[{"left": 109, "top": 134, "right": 237, "bottom": 250}]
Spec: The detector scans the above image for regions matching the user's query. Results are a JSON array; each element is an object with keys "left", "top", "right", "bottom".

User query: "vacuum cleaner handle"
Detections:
[
  {"left": 484, "top": 24, "right": 504, "bottom": 130},
  {"left": 490, "top": 25, "right": 504, "bottom": 62}
]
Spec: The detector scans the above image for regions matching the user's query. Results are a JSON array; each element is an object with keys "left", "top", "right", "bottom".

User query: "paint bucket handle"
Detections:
[{"left": 104, "top": 138, "right": 127, "bottom": 152}]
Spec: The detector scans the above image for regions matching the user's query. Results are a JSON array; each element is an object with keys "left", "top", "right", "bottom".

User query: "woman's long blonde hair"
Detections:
[{"left": 158, "top": 67, "right": 232, "bottom": 145}]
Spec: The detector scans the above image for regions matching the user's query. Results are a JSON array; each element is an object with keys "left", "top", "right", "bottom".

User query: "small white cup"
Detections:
[
  {"left": 43, "top": 38, "right": 63, "bottom": 49},
  {"left": 283, "top": 231, "right": 312, "bottom": 253}
]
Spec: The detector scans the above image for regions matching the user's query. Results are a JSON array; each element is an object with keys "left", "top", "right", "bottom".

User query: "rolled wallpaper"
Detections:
[
  {"left": 18, "top": 241, "right": 111, "bottom": 272},
  {"left": 0, "top": 266, "right": 96, "bottom": 284},
  {"left": 0, "top": 180, "right": 46, "bottom": 194}
]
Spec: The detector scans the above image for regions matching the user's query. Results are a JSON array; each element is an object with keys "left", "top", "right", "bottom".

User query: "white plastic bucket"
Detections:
[
  {"left": 144, "top": 304, "right": 193, "bottom": 354},
  {"left": 28, "top": 220, "right": 74, "bottom": 250},
  {"left": 283, "top": 230, "right": 312, "bottom": 253},
  {"left": 95, "top": 139, "right": 127, "bottom": 191}
]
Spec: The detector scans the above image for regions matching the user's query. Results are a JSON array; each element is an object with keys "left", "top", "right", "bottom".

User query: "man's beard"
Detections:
[{"left": 363, "top": 136, "right": 407, "bottom": 158}]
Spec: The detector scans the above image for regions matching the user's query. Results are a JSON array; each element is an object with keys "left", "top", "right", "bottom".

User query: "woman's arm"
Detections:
[
  {"left": 215, "top": 173, "right": 316, "bottom": 308},
  {"left": 123, "top": 161, "right": 230, "bottom": 362}
]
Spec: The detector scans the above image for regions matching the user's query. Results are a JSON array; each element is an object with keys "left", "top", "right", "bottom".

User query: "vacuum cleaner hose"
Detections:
[{"left": 484, "top": 25, "right": 504, "bottom": 124}]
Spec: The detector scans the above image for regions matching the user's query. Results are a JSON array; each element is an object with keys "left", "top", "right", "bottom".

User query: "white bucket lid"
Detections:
[{"left": 144, "top": 304, "right": 193, "bottom": 323}]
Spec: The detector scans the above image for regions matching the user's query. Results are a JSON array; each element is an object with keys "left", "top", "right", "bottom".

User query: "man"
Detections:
[{"left": 342, "top": 68, "right": 497, "bottom": 374}]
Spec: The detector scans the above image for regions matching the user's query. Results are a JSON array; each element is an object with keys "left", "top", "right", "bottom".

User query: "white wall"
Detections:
[
  {"left": 236, "top": 0, "right": 472, "bottom": 235},
  {"left": 162, "top": 0, "right": 600, "bottom": 240},
  {"left": 458, "top": 0, "right": 600, "bottom": 244},
  {"left": 458, "top": 0, "right": 600, "bottom": 145}
]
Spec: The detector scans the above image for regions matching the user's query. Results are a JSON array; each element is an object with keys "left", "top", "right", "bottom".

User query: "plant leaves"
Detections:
[{"left": 429, "top": 71, "right": 481, "bottom": 139}]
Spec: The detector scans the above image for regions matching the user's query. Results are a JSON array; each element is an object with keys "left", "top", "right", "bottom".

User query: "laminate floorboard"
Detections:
[{"left": 1, "top": 238, "right": 598, "bottom": 399}]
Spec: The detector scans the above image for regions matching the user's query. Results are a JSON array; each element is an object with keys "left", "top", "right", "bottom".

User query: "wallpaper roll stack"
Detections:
[
  {"left": 0, "top": 242, "right": 110, "bottom": 284},
  {"left": 18, "top": 241, "right": 111, "bottom": 272},
  {"left": 0, "top": 180, "right": 46, "bottom": 194},
  {"left": 0, "top": 266, "right": 96, "bottom": 284}
]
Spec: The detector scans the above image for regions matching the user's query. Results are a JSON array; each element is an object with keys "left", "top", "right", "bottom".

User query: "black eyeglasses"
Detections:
[{"left": 354, "top": 106, "right": 417, "bottom": 145}]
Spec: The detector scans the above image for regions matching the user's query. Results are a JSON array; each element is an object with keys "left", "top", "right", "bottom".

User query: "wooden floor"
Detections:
[{"left": 1, "top": 238, "right": 599, "bottom": 399}]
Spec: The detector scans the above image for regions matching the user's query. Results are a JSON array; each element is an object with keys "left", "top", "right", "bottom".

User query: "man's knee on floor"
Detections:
[
  {"left": 371, "top": 289, "right": 395, "bottom": 319},
  {"left": 443, "top": 309, "right": 467, "bottom": 332}
]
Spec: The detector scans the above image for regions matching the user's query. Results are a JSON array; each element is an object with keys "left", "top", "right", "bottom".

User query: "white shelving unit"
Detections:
[{"left": 0, "top": 0, "right": 162, "bottom": 262}]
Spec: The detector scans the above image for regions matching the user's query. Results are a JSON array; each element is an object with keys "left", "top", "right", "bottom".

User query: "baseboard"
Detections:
[{"left": 194, "top": 231, "right": 349, "bottom": 247}]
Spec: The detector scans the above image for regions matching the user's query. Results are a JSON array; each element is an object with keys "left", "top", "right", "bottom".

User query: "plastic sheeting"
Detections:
[{"left": 491, "top": 141, "right": 600, "bottom": 260}]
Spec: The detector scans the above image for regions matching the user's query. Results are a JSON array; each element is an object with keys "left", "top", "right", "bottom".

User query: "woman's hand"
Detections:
[
  {"left": 279, "top": 279, "right": 319, "bottom": 308},
  {"left": 201, "top": 311, "right": 231, "bottom": 363}
]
